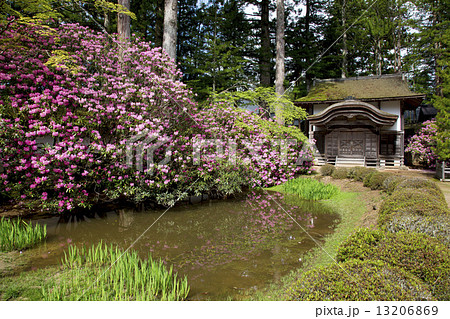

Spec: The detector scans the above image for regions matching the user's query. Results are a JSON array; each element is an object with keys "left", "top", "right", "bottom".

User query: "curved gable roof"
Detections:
[{"left": 307, "top": 100, "right": 398, "bottom": 127}]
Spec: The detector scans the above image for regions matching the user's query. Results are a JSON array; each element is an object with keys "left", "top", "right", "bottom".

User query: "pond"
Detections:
[{"left": 27, "top": 190, "right": 339, "bottom": 300}]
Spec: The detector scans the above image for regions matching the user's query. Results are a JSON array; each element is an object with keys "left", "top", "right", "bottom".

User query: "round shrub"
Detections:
[
  {"left": 337, "top": 230, "right": 450, "bottom": 300},
  {"left": 363, "top": 171, "right": 390, "bottom": 190},
  {"left": 351, "top": 167, "right": 376, "bottom": 182},
  {"left": 320, "top": 164, "right": 335, "bottom": 176},
  {"left": 346, "top": 166, "right": 359, "bottom": 179},
  {"left": 379, "top": 188, "right": 449, "bottom": 225},
  {"left": 288, "top": 259, "right": 433, "bottom": 301},
  {"left": 331, "top": 167, "right": 349, "bottom": 179},
  {"left": 384, "top": 213, "right": 450, "bottom": 247},
  {"left": 382, "top": 175, "right": 408, "bottom": 194}
]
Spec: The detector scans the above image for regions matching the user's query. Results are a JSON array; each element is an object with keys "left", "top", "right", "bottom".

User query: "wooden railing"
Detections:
[{"left": 436, "top": 161, "right": 450, "bottom": 182}]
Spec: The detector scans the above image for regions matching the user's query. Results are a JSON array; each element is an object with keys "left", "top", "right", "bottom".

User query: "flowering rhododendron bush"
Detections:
[
  {"left": 0, "top": 22, "right": 312, "bottom": 212},
  {"left": 405, "top": 120, "right": 439, "bottom": 168}
]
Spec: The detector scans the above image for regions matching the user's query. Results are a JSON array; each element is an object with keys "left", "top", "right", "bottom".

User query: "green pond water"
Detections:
[{"left": 27, "top": 190, "right": 339, "bottom": 300}]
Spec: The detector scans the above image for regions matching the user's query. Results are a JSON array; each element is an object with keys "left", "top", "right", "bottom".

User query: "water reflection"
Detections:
[{"left": 31, "top": 190, "right": 339, "bottom": 300}]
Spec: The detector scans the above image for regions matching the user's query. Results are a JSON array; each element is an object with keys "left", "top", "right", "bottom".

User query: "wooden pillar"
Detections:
[{"left": 309, "top": 123, "right": 314, "bottom": 144}]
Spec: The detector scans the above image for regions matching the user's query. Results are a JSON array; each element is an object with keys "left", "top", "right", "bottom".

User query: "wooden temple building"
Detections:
[{"left": 295, "top": 74, "right": 425, "bottom": 167}]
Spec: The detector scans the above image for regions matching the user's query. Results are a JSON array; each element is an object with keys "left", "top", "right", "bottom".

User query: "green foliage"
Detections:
[
  {"left": 405, "top": 0, "right": 449, "bottom": 95},
  {"left": 320, "top": 164, "right": 336, "bottom": 176},
  {"left": 336, "top": 228, "right": 386, "bottom": 261},
  {"left": 0, "top": 267, "right": 52, "bottom": 300},
  {"left": 379, "top": 188, "right": 449, "bottom": 226},
  {"left": 282, "top": 178, "right": 340, "bottom": 201},
  {"left": 1, "top": 0, "right": 135, "bottom": 25},
  {"left": 394, "top": 178, "right": 443, "bottom": 195},
  {"left": 384, "top": 213, "right": 450, "bottom": 247},
  {"left": 337, "top": 230, "right": 450, "bottom": 300},
  {"left": 180, "top": 0, "right": 254, "bottom": 101},
  {"left": 42, "top": 243, "right": 189, "bottom": 301},
  {"left": 350, "top": 167, "right": 376, "bottom": 182},
  {"left": 331, "top": 167, "right": 349, "bottom": 179},
  {"left": 382, "top": 175, "right": 408, "bottom": 194},
  {"left": 433, "top": 23, "right": 450, "bottom": 160},
  {"left": 210, "top": 86, "right": 308, "bottom": 125},
  {"left": 0, "top": 217, "right": 46, "bottom": 252},
  {"left": 363, "top": 171, "right": 389, "bottom": 190},
  {"left": 288, "top": 259, "right": 433, "bottom": 301},
  {"left": 434, "top": 94, "right": 450, "bottom": 161}
]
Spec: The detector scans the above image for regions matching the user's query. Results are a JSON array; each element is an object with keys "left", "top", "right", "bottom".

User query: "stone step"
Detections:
[{"left": 335, "top": 157, "right": 365, "bottom": 167}]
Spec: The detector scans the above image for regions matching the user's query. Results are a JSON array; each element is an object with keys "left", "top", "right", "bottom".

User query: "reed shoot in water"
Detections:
[
  {"left": 0, "top": 217, "right": 46, "bottom": 252},
  {"left": 43, "top": 242, "right": 190, "bottom": 301}
]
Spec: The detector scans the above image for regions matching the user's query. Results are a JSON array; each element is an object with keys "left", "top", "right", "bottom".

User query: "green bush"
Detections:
[
  {"left": 283, "top": 178, "right": 340, "bottom": 200},
  {"left": 346, "top": 167, "right": 359, "bottom": 179},
  {"left": 379, "top": 188, "right": 449, "bottom": 225},
  {"left": 42, "top": 243, "right": 190, "bottom": 301},
  {"left": 363, "top": 171, "right": 390, "bottom": 190},
  {"left": 382, "top": 175, "right": 408, "bottom": 194},
  {"left": 394, "top": 178, "right": 443, "bottom": 197},
  {"left": 0, "top": 217, "right": 46, "bottom": 252},
  {"left": 384, "top": 213, "right": 450, "bottom": 247},
  {"left": 331, "top": 167, "right": 349, "bottom": 179},
  {"left": 337, "top": 230, "right": 450, "bottom": 300},
  {"left": 351, "top": 167, "right": 376, "bottom": 182},
  {"left": 320, "top": 164, "right": 335, "bottom": 176},
  {"left": 288, "top": 259, "right": 433, "bottom": 301},
  {"left": 336, "top": 228, "right": 386, "bottom": 261}
]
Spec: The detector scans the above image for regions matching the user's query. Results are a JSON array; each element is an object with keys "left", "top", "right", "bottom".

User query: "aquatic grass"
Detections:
[
  {"left": 43, "top": 242, "right": 190, "bottom": 301},
  {"left": 0, "top": 217, "right": 46, "bottom": 252},
  {"left": 281, "top": 178, "right": 340, "bottom": 200}
]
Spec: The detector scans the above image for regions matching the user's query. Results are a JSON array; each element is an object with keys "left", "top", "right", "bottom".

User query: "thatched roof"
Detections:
[{"left": 296, "top": 74, "right": 425, "bottom": 107}]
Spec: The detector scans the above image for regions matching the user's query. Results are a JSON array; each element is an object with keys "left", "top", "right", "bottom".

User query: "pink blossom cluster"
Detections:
[
  {"left": 405, "top": 120, "right": 439, "bottom": 168},
  {"left": 0, "top": 22, "right": 312, "bottom": 212}
]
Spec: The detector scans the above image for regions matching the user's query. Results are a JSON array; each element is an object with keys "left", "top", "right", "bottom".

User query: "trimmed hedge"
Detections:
[
  {"left": 382, "top": 175, "right": 408, "bottom": 194},
  {"left": 337, "top": 229, "right": 450, "bottom": 300},
  {"left": 336, "top": 228, "right": 385, "bottom": 261},
  {"left": 363, "top": 171, "right": 390, "bottom": 190},
  {"left": 379, "top": 188, "right": 449, "bottom": 225},
  {"left": 331, "top": 167, "right": 349, "bottom": 179},
  {"left": 384, "top": 214, "right": 450, "bottom": 247},
  {"left": 320, "top": 164, "right": 335, "bottom": 176},
  {"left": 288, "top": 259, "right": 433, "bottom": 301},
  {"left": 394, "top": 178, "right": 443, "bottom": 194}
]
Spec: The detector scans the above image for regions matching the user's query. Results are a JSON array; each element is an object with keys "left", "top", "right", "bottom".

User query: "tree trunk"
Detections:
[
  {"left": 117, "top": 0, "right": 131, "bottom": 42},
  {"left": 375, "top": 38, "right": 382, "bottom": 75},
  {"left": 163, "top": 0, "right": 178, "bottom": 62},
  {"left": 155, "top": 0, "right": 164, "bottom": 48},
  {"left": 104, "top": 10, "right": 110, "bottom": 31},
  {"left": 394, "top": 30, "right": 402, "bottom": 72},
  {"left": 432, "top": 9, "right": 442, "bottom": 96},
  {"left": 341, "top": 0, "right": 347, "bottom": 78},
  {"left": 393, "top": 2, "right": 402, "bottom": 73},
  {"left": 305, "top": 0, "right": 312, "bottom": 91},
  {"left": 117, "top": 0, "right": 130, "bottom": 59},
  {"left": 275, "top": 0, "right": 285, "bottom": 125},
  {"left": 260, "top": 0, "right": 271, "bottom": 87}
]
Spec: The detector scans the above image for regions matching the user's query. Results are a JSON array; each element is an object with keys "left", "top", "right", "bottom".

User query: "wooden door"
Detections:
[
  {"left": 338, "top": 131, "right": 365, "bottom": 158},
  {"left": 365, "top": 132, "right": 378, "bottom": 159}
]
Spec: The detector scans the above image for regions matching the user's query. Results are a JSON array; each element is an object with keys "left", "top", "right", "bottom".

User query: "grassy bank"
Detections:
[
  {"left": 261, "top": 169, "right": 450, "bottom": 301},
  {"left": 247, "top": 185, "right": 370, "bottom": 300}
]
